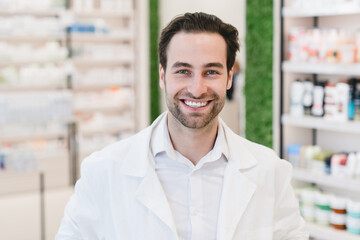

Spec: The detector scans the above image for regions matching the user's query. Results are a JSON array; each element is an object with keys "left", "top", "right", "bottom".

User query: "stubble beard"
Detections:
[{"left": 165, "top": 89, "right": 226, "bottom": 129}]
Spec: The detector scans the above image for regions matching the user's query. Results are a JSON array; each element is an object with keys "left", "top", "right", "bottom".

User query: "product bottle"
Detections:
[
  {"left": 356, "top": 152, "right": 360, "bottom": 179},
  {"left": 312, "top": 81, "right": 326, "bottom": 117},
  {"left": 0, "top": 152, "right": 5, "bottom": 172},
  {"left": 290, "top": 79, "right": 304, "bottom": 116},
  {"left": 336, "top": 82, "right": 349, "bottom": 122},
  {"left": 348, "top": 78, "right": 357, "bottom": 120},
  {"left": 355, "top": 92, "right": 360, "bottom": 121},
  {"left": 303, "top": 79, "right": 314, "bottom": 115},
  {"left": 347, "top": 152, "right": 357, "bottom": 178}
]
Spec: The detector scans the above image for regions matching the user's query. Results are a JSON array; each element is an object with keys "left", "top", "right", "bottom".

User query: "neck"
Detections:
[{"left": 167, "top": 114, "right": 219, "bottom": 165}]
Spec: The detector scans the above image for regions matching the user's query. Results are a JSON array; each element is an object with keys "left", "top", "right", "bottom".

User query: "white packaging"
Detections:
[
  {"left": 324, "top": 83, "right": 338, "bottom": 120},
  {"left": 336, "top": 82, "right": 349, "bottom": 121},
  {"left": 330, "top": 212, "right": 346, "bottom": 225},
  {"left": 356, "top": 152, "right": 360, "bottom": 179},
  {"left": 356, "top": 31, "right": 360, "bottom": 62},
  {"left": 347, "top": 152, "right": 357, "bottom": 178},
  {"left": 73, "top": 0, "right": 83, "bottom": 11},
  {"left": 312, "top": 84, "right": 325, "bottom": 117},
  {"left": 290, "top": 80, "right": 304, "bottom": 116},
  {"left": 83, "top": 0, "right": 94, "bottom": 12}
]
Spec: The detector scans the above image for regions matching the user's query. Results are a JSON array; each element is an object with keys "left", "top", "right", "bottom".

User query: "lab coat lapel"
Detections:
[
  {"left": 217, "top": 120, "right": 258, "bottom": 240},
  {"left": 217, "top": 164, "right": 257, "bottom": 240},
  {"left": 119, "top": 112, "right": 179, "bottom": 239},
  {"left": 135, "top": 164, "right": 179, "bottom": 239}
]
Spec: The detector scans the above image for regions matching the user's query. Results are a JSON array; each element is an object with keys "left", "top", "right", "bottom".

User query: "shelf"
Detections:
[
  {"left": 0, "top": 9, "right": 65, "bottom": 17},
  {"left": 0, "top": 59, "right": 67, "bottom": 67},
  {"left": 80, "top": 124, "right": 134, "bottom": 136},
  {"left": 72, "top": 10, "right": 133, "bottom": 18},
  {"left": 0, "top": 171, "right": 42, "bottom": 195},
  {"left": 0, "top": 34, "right": 66, "bottom": 42},
  {"left": 292, "top": 168, "right": 360, "bottom": 193},
  {"left": 0, "top": 118, "right": 75, "bottom": 126},
  {"left": 282, "top": 7, "right": 360, "bottom": 17},
  {"left": 0, "top": 85, "right": 67, "bottom": 92},
  {"left": 282, "top": 114, "right": 360, "bottom": 134},
  {"left": 75, "top": 105, "right": 132, "bottom": 113},
  {"left": 73, "top": 58, "right": 133, "bottom": 67},
  {"left": 73, "top": 82, "right": 133, "bottom": 90},
  {"left": 306, "top": 222, "right": 360, "bottom": 240},
  {"left": 37, "top": 152, "right": 69, "bottom": 162},
  {"left": 70, "top": 33, "right": 132, "bottom": 43},
  {"left": 0, "top": 131, "right": 68, "bottom": 143},
  {"left": 282, "top": 61, "right": 360, "bottom": 76}
]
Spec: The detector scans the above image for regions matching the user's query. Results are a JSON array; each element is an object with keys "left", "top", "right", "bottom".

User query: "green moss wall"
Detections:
[
  {"left": 245, "top": 0, "right": 273, "bottom": 148},
  {"left": 149, "top": 0, "right": 161, "bottom": 122}
]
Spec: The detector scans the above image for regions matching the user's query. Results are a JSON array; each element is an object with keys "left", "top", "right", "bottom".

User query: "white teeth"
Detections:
[{"left": 184, "top": 100, "right": 207, "bottom": 108}]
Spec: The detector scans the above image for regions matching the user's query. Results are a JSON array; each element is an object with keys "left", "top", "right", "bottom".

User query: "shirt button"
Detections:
[{"left": 192, "top": 209, "right": 199, "bottom": 216}]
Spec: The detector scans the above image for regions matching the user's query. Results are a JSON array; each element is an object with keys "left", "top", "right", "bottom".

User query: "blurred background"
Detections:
[{"left": 1, "top": 0, "right": 360, "bottom": 239}]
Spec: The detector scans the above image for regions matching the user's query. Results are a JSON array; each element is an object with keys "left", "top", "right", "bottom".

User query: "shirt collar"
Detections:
[{"left": 150, "top": 112, "right": 229, "bottom": 162}]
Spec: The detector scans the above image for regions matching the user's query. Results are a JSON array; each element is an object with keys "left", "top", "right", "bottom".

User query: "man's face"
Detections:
[{"left": 159, "top": 32, "right": 233, "bottom": 129}]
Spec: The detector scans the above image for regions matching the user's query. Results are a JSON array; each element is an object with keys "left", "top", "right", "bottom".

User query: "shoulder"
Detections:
[
  {"left": 223, "top": 122, "right": 291, "bottom": 172},
  {"left": 80, "top": 126, "right": 151, "bottom": 175},
  {"left": 242, "top": 137, "right": 289, "bottom": 168}
]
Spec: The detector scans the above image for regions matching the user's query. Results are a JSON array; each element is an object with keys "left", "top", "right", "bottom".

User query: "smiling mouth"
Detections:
[{"left": 182, "top": 99, "right": 210, "bottom": 108}]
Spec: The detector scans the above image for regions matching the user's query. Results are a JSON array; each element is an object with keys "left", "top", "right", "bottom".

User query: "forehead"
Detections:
[{"left": 166, "top": 32, "right": 227, "bottom": 67}]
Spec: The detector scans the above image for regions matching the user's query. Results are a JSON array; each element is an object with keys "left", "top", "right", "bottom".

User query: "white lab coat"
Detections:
[{"left": 56, "top": 113, "right": 309, "bottom": 240}]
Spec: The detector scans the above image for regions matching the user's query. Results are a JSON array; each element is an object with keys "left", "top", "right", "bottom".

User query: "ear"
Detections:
[
  {"left": 159, "top": 64, "right": 165, "bottom": 89},
  {"left": 226, "top": 67, "right": 234, "bottom": 90}
]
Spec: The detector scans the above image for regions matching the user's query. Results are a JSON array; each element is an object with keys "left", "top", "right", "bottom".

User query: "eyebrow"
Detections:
[
  {"left": 203, "top": 62, "right": 224, "bottom": 69},
  {"left": 171, "top": 61, "right": 224, "bottom": 69},
  {"left": 171, "top": 62, "right": 193, "bottom": 69}
]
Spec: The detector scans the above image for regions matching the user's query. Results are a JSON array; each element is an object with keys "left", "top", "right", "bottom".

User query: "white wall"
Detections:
[
  {"left": 160, "top": 0, "right": 246, "bottom": 48},
  {"left": 160, "top": 0, "right": 246, "bottom": 75}
]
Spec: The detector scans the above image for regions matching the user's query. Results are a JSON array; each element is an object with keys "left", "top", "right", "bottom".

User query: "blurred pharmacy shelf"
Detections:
[
  {"left": 73, "top": 82, "right": 133, "bottom": 90},
  {"left": 0, "top": 35, "right": 66, "bottom": 42},
  {"left": 0, "top": 60, "right": 68, "bottom": 68},
  {"left": 73, "top": 10, "right": 133, "bottom": 18},
  {"left": 74, "top": 105, "right": 132, "bottom": 113},
  {"left": 282, "top": 114, "right": 360, "bottom": 134},
  {"left": 276, "top": 1, "right": 360, "bottom": 238},
  {"left": 282, "top": 7, "right": 360, "bottom": 18},
  {"left": 0, "top": 84, "right": 67, "bottom": 93},
  {"left": 0, "top": 9, "right": 64, "bottom": 17},
  {"left": 0, "top": 171, "right": 43, "bottom": 195},
  {"left": 307, "top": 222, "right": 360, "bottom": 240},
  {"left": 0, "top": 152, "right": 70, "bottom": 195},
  {"left": 282, "top": 61, "right": 360, "bottom": 76},
  {"left": 0, "top": 86, "right": 68, "bottom": 92},
  {"left": 80, "top": 124, "right": 134, "bottom": 136},
  {"left": 292, "top": 168, "right": 360, "bottom": 193},
  {"left": 0, "top": 0, "right": 149, "bottom": 238},
  {"left": 0, "top": 131, "right": 68, "bottom": 143},
  {"left": 71, "top": 33, "right": 132, "bottom": 43},
  {"left": 73, "top": 58, "right": 133, "bottom": 67}
]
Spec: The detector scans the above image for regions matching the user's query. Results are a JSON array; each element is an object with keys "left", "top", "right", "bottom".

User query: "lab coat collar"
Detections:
[
  {"left": 220, "top": 117, "right": 258, "bottom": 170},
  {"left": 151, "top": 111, "right": 229, "bottom": 164},
  {"left": 118, "top": 112, "right": 167, "bottom": 177},
  {"left": 119, "top": 112, "right": 258, "bottom": 176}
]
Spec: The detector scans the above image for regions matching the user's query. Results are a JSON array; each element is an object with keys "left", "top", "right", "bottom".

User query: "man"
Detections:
[{"left": 56, "top": 12, "right": 309, "bottom": 240}]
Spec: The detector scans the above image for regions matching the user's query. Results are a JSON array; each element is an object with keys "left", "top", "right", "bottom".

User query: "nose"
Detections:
[{"left": 188, "top": 74, "right": 207, "bottom": 98}]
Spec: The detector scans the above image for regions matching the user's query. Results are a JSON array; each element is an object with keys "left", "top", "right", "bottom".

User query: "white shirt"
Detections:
[{"left": 150, "top": 115, "right": 228, "bottom": 240}]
